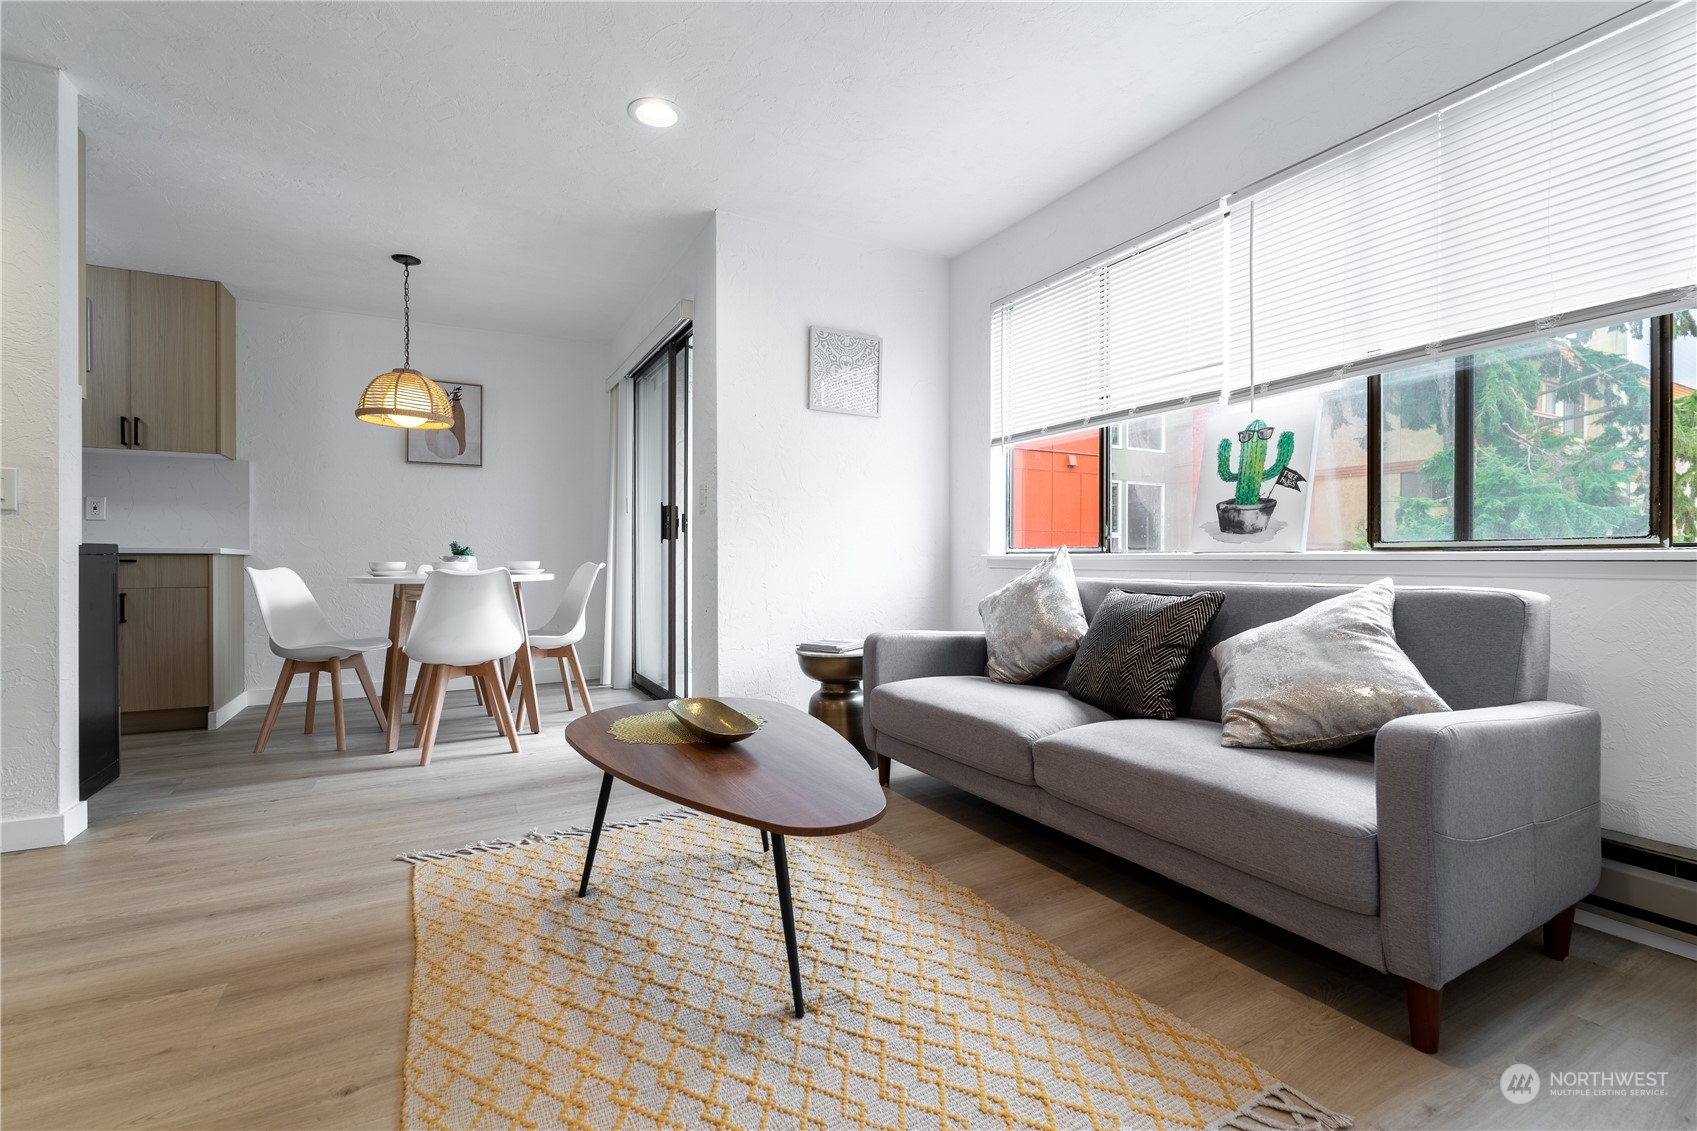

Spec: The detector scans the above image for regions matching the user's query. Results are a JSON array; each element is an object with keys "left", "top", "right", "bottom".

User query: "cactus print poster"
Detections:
[
  {"left": 1190, "top": 391, "right": 1319, "bottom": 552},
  {"left": 406, "top": 381, "right": 482, "bottom": 467}
]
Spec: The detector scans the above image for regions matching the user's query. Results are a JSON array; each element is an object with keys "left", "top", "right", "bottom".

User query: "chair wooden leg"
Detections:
[
  {"left": 304, "top": 669, "right": 320, "bottom": 734},
  {"left": 351, "top": 653, "right": 387, "bottom": 732},
  {"left": 413, "top": 665, "right": 442, "bottom": 749},
  {"left": 482, "top": 661, "right": 521, "bottom": 753},
  {"left": 1405, "top": 980, "right": 1441, "bottom": 1054},
  {"left": 418, "top": 666, "right": 449, "bottom": 766},
  {"left": 565, "top": 644, "right": 593, "bottom": 713},
  {"left": 1543, "top": 904, "right": 1576, "bottom": 960},
  {"left": 877, "top": 754, "right": 890, "bottom": 786},
  {"left": 254, "top": 660, "right": 297, "bottom": 754},
  {"left": 328, "top": 657, "right": 347, "bottom": 752},
  {"left": 506, "top": 655, "right": 520, "bottom": 697},
  {"left": 473, "top": 675, "right": 486, "bottom": 709},
  {"left": 558, "top": 655, "right": 573, "bottom": 710}
]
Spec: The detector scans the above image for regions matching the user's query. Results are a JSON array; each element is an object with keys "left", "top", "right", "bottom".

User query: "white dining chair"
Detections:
[
  {"left": 248, "top": 566, "right": 390, "bottom": 753},
  {"left": 506, "top": 561, "right": 604, "bottom": 716},
  {"left": 405, "top": 567, "right": 525, "bottom": 765}
]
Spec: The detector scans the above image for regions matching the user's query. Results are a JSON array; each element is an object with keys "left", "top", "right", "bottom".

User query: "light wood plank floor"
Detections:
[{"left": 3, "top": 685, "right": 1693, "bottom": 1130}]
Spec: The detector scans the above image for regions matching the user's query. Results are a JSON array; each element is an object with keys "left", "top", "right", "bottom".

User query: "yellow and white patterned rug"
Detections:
[{"left": 401, "top": 811, "right": 1349, "bottom": 1131}]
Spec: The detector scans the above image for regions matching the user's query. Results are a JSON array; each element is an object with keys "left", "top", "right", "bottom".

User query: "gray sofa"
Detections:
[{"left": 864, "top": 577, "right": 1601, "bottom": 1053}]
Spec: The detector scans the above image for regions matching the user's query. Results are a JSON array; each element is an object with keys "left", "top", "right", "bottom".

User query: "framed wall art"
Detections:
[
  {"left": 406, "top": 381, "right": 483, "bottom": 467},
  {"left": 808, "top": 327, "right": 881, "bottom": 417}
]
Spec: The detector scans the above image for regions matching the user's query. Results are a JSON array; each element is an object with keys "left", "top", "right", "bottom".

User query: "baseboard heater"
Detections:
[{"left": 1582, "top": 831, "right": 1697, "bottom": 944}]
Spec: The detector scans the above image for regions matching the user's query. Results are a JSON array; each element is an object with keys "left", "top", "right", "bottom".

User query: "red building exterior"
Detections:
[{"left": 1010, "top": 431, "right": 1100, "bottom": 549}]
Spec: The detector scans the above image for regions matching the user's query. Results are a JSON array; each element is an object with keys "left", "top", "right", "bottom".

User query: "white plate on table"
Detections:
[
  {"left": 368, "top": 569, "right": 415, "bottom": 577},
  {"left": 509, "top": 569, "right": 544, "bottom": 576}
]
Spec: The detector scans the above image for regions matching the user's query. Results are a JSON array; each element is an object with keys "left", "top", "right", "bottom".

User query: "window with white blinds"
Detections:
[
  {"left": 1243, "top": 1, "right": 1697, "bottom": 394},
  {"left": 991, "top": 2, "right": 1697, "bottom": 440},
  {"left": 991, "top": 216, "right": 1230, "bottom": 442}
]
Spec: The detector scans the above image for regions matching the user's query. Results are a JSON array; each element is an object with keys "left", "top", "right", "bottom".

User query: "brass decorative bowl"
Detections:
[{"left": 668, "top": 698, "right": 761, "bottom": 744}]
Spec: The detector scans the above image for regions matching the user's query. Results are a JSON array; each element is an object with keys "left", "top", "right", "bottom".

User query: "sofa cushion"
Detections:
[
  {"left": 1033, "top": 718, "right": 1380, "bottom": 914},
  {"left": 979, "top": 547, "right": 1089, "bottom": 683},
  {"left": 1065, "top": 590, "right": 1225, "bottom": 719},
  {"left": 870, "top": 676, "right": 1113, "bottom": 785}
]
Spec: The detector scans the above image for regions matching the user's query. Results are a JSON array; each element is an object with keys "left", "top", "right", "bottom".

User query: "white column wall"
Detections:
[{"left": 2, "top": 62, "right": 87, "bottom": 851}]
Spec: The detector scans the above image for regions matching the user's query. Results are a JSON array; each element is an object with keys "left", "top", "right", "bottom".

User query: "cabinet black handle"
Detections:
[
  {"left": 120, "top": 415, "right": 130, "bottom": 447},
  {"left": 119, "top": 592, "right": 127, "bottom": 624},
  {"left": 86, "top": 296, "right": 94, "bottom": 374},
  {"left": 132, "top": 416, "right": 143, "bottom": 449}
]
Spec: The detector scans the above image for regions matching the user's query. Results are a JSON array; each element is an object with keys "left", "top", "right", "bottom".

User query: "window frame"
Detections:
[
  {"left": 1364, "top": 312, "right": 1675, "bottom": 551},
  {"left": 1001, "top": 313, "right": 1688, "bottom": 553}
]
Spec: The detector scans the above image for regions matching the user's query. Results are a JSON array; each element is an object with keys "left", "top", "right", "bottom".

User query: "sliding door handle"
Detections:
[
  {"left": 119, "top": 592, "right": 127, "bottom": 624},
  {"left": 132, "top": 417, "right": 143, "bottom": 449},
  {"left": 120, "top": 415, "right": 130, "bottom": 447}
]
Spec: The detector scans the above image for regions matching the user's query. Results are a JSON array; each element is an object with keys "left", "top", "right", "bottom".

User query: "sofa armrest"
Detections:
[
  {"left": 862, "top": 631, "right": 987, "bottom": 747},
  {"left": 1376, "top": 701, "right": 1601, "bottom": 988}
]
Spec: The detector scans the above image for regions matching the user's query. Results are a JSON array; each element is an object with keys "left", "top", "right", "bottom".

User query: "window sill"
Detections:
[{"left": 983, "top": 548, "right": 1697, "bottom": 581}]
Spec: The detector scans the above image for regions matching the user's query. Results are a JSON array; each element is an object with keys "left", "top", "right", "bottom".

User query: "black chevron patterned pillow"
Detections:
[{"left": 1064, "top": 590, "right": 1226, "bottom": 720}]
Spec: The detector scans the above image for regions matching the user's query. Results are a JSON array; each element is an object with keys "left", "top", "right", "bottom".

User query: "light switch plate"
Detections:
[
  {"left": 85, "top": 496, "right": 107, "bottom": 521},
  {"left": 0, "top": 467, "right": 17, "bottom": 513}
]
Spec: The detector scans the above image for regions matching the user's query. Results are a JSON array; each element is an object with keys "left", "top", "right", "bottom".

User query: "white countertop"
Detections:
[{"left": 117, "top": 547, "right": 252, "bottom": 556}]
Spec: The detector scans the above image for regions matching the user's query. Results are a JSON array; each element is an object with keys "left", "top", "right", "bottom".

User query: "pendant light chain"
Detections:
[{"left": 403, "top": 261, "right": 411, "bottom": 370}]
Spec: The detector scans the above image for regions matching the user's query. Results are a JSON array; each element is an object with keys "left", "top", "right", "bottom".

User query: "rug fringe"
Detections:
[
  {"left": 396, "top": 807, "right": 695, "bottom": 864},
  {"left": 1212, "top": 1083, "right": 1353, "bottom": 1131}
]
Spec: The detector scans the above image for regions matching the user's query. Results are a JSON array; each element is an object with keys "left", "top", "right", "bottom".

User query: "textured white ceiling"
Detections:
[{"left": 2, "top": 2, "right": 1383, "bottom": 341}]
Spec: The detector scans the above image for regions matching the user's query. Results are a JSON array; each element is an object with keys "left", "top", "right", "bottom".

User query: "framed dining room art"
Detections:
[{"left": 406, "top": 381, "right": 483, "bottom": 466}]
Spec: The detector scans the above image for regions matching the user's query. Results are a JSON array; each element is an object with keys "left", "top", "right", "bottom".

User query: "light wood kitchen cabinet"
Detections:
[
  {"left": 118, "top": 553, "right": 243, "bottom": 734},
  {"left": 84, "top": 266, "right": 237, "bottom": 457},
  {"left": 84, "top": 266, "right": 131, "bottom": 450}
]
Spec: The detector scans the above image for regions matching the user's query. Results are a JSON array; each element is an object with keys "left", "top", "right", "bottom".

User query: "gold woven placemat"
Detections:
[
  {"left": 608, "top": 709, "right": 765, "bottom": 745},
  {"left": 399, "top": 812, "right": 1351, "bottom": 1130}
]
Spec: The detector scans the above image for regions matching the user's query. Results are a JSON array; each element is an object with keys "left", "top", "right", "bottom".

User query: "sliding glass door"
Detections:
[{"left": 631, "top": 333, "right": 690, "bottom": 699}]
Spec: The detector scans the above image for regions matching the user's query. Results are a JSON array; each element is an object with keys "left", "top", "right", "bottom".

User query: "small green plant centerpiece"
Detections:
[
  {"left": 1215, "top": 419, "right": 1295, "bottom": 534},
  {"left": 442, "top": 540, "right": 477, "bottom": 570}
]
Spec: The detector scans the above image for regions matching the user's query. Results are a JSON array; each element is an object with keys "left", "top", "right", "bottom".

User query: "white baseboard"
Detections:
[
  {"left": 245, "top": 661, "right": 602, "bottom": 708},
  {"left": 208, "top": 692, "right": 249, "bottom": 731},
  {"left": 1, "top": 802, "right": 89, "bottom": 853},
  {"left": 1577, "top": 908, "right": 1697, "bottom": 961}
]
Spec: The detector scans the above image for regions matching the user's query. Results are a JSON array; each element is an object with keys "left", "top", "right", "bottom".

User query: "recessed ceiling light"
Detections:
[{"left": 628, "top": 97, "right": 679, "bottom": 129}]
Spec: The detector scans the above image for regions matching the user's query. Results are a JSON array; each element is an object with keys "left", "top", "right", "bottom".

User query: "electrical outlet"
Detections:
[
  {"left": 0, "top": 468, "right": 17, "bottom": 513},
  {"left": 85, "top": 496, "right": 107, "bottom": 521}
]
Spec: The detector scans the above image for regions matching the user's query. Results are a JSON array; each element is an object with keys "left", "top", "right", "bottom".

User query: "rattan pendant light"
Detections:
[{"left": 355, "top": 254, "right": 453, "bottom": 429}]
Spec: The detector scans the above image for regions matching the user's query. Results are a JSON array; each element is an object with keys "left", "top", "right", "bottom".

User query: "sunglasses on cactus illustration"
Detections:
[{"left": 1237, "top": 426, "right": 1276, "bottom": 442}]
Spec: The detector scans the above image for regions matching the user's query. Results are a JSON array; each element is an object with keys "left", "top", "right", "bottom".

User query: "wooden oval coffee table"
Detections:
[{"left": 564, "top": 698, "right": 885, "bottom": 1018}]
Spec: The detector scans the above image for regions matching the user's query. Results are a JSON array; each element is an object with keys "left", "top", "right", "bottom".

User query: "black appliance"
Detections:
[{"left": 79, "top": 542, "right": 121, "bottom": 799}]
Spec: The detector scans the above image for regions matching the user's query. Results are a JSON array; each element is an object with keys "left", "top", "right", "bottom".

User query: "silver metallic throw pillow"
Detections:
[
  {"left": 978, "top": 547, "right": 1089, "bottom": 684},
  {"left": 1213, "top": 578, "right": 1449, "bottom": 750}
]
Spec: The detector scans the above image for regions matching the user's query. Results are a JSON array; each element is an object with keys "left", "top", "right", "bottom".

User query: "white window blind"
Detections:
[
  {"left": 1241, "top": 1, "right": 1696, "bottom": 394},
  {"left": 992, "top": 3, "right": 1697, "bottom": 440},
  {"left": 991, "top": 216, "right": 1230, "bottom": 441}
]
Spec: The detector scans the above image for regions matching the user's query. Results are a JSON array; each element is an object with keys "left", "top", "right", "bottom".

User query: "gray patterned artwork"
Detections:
[{"left": 808, "top": 327, "right": 881, "bottom": 417}]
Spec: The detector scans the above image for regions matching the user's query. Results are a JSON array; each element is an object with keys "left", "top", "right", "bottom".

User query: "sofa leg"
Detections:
[
  {"left": 1543, "top": 904, "right": 1576, "bottom": 961},
  {"left": 876, "top": 754, "right": 890, "bottom": 787},
  {"left": 1405, "top": 980, "right": 1441, "bottom": 1054}
]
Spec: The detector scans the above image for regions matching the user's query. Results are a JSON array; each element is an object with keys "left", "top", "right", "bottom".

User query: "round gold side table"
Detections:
[{"left": 795, "top": 647, "right": 870, "bottom": 766}]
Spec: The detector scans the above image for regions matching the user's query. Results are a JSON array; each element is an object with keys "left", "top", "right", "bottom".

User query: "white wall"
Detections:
[
  {"left": 1, "top": 62, "right": 86, "bottom": 850},
  {"left": 946, "top": 3, "right": 1697, "bottom": 848},
  {"left": 82, "top": 451, "right": 251, "bottom": 550},
  {"left": 714, "top": 212, "right": 951, "bottom": 705},
  {"left": 237, "top": 301, "right": 608, "bottom": 699}
]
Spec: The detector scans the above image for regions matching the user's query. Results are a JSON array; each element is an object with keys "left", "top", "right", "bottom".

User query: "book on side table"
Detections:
[{"left": 798, "top": 638, "right": 864, "bottom": 655}]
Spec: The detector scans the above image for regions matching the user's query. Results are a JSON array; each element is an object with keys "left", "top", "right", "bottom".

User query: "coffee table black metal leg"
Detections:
[
  {"left": 770, "top": 833, "right": 805, "bottom": 1018},
  {"left": 760, "top": 829, "right": 769, "bottom": 853},
  {"left": 577, "top": 772, "right": 614, "bottom": 898}
]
